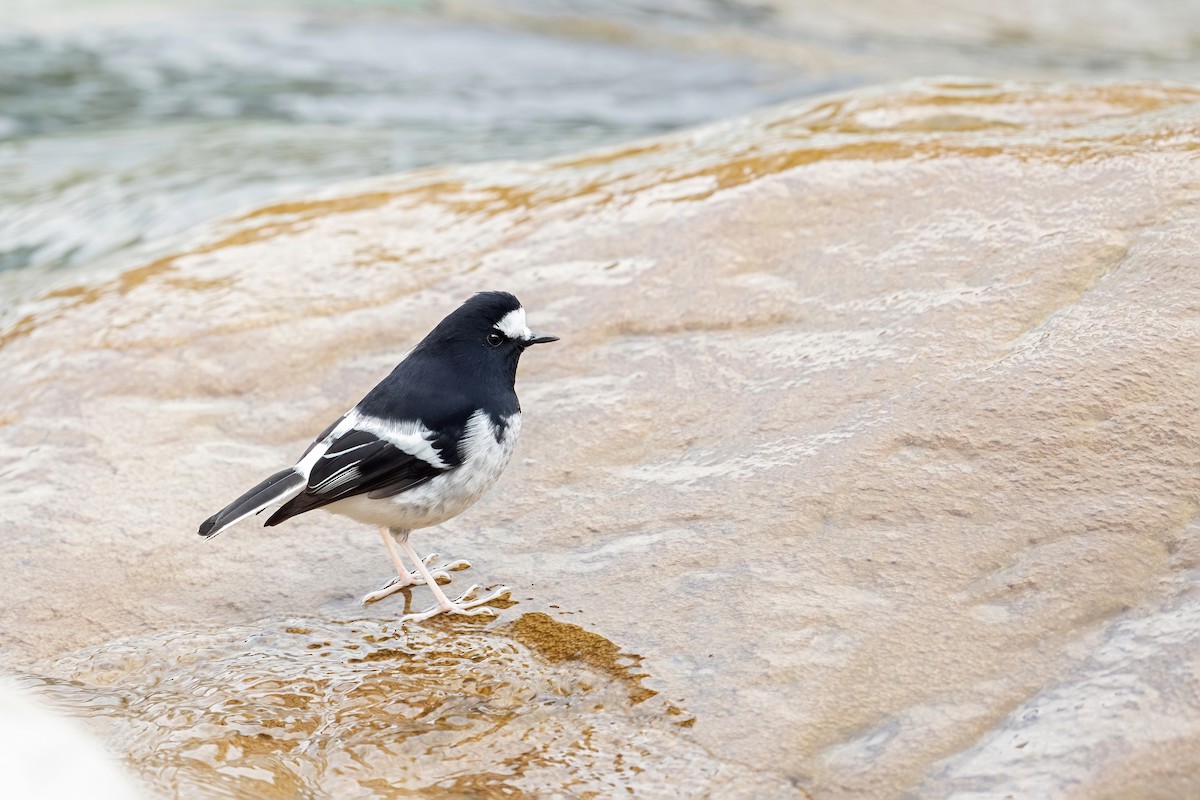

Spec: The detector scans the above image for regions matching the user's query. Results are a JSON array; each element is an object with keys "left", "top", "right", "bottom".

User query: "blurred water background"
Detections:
[{"left": 2, "top": 0, "right": 1197, "bottom": 314}]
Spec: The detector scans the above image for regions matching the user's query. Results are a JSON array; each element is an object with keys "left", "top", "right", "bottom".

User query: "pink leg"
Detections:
[
  {"left": 361, "top": 527, "right": 471, "bottom": 605},
  {"left": 398, "top": 537, "right": 510, "bottom": 623}
]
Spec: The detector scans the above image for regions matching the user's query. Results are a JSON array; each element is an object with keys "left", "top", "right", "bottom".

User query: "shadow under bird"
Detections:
[{"left": 198, "top": 291, "right": 558, "bottom": 622}]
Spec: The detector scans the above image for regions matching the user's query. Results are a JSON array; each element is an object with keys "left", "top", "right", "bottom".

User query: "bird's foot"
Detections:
[
  {"left": 401, "top": 584, "right": 512, "bottom": 623},
  {"left": 360, "top": 553, "right": 471, "bottom": 605}
]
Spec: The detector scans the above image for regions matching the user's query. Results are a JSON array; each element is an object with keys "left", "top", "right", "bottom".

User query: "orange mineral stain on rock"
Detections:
[
  {"left": 238, "top": 190, "right": 401, "bottom": 222},
  {"left": 507, "top": 611, "right": 659, "bottom": 704}
]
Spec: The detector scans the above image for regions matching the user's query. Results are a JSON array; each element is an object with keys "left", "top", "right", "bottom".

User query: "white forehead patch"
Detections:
[{"left": 495, "top": 307, "right": 532, "bottom": 340}]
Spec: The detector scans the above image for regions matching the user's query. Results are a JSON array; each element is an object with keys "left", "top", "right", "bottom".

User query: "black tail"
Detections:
[{"left": 198, "top": 468, "right": 307, "bottom": 538}]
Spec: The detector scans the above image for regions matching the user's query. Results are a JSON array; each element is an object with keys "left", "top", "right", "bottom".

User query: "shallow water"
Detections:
[{"left": 19, "top": 613, "right": 795, "bottom": 798}]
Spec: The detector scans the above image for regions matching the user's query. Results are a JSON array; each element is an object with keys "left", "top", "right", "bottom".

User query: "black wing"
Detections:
[{"left": 263, "top": 427, "right": 448, "bottom": 526}]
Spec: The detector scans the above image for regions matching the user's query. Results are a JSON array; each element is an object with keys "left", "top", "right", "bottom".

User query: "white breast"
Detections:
[{"left": 323, "top": 410, "right": 521, "bottom": 531}]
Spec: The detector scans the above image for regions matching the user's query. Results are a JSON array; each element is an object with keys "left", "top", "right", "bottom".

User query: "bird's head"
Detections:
[{"left": 416, "top": 291, "right": 558, "bottom": 384}]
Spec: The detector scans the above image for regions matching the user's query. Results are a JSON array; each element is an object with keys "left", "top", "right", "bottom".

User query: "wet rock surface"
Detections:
[{"left": 1, "top": 79, "right": 1198, "bottom": 797}]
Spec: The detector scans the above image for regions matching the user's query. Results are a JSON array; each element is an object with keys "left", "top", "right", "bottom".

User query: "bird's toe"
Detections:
[
  {"left": 362, "top": 574, "right": 416, "bottom": 604},
  {"left": 454, "top": 584, "right": 511, "bottom": 608}
]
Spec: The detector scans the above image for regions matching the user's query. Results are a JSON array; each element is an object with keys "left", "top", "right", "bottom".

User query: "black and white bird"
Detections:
[{"left": 198, "top": 291, "right": 557, "bottom": 622}]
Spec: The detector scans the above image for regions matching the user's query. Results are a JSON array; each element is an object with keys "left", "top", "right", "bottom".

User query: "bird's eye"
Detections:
[{"left": 486, "top": 332, "right": 504, "bottom": 347}]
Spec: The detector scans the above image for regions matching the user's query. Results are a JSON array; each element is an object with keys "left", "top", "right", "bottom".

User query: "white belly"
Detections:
[{"left": 322, "top": 410, "right": 521, "bottom": 531}]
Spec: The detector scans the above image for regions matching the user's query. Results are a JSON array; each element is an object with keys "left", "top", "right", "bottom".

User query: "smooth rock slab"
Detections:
[{"left": 1, "top": 79, "right": 1198, "bottom": 798}]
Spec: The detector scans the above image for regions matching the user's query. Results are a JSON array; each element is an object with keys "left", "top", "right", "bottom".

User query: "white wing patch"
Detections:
[
  {"left": 294, "top": 410, "right": 447, "bottom": 482},
  {"left": 495, "top": 307, "right": 532, "bottom": 340},
  {"left": 348, "top": 413, "right": 448, "bottom": 469}
]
